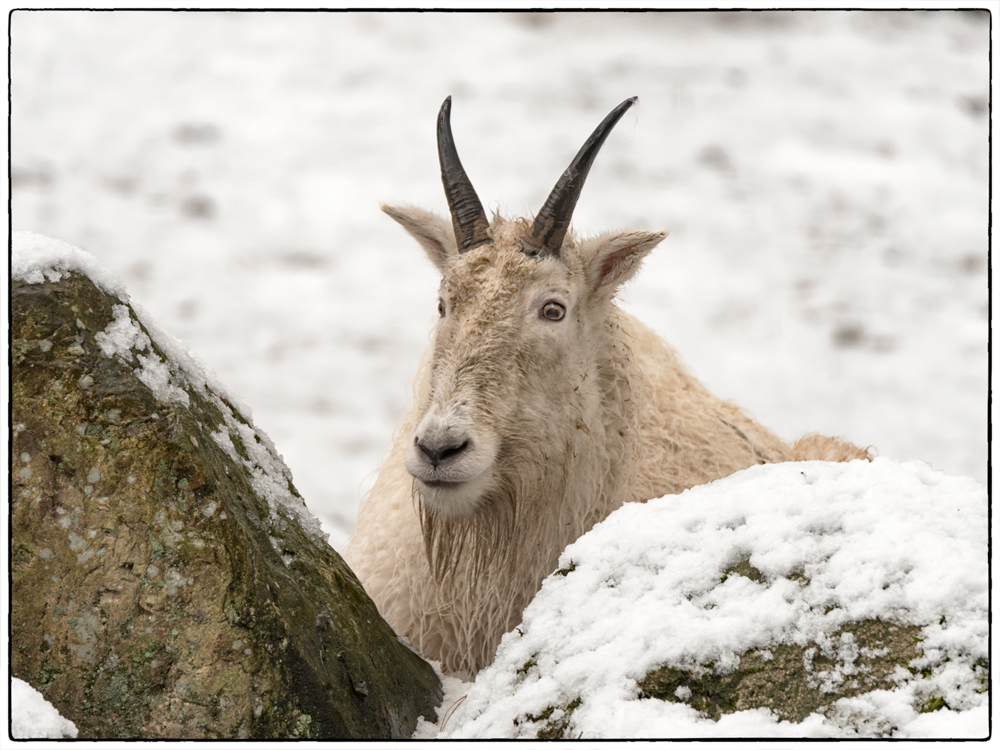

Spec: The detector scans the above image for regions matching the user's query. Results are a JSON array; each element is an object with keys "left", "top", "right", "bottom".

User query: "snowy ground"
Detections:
[{"left": 11, "top": 9, "right": 990, "bottom": 552}]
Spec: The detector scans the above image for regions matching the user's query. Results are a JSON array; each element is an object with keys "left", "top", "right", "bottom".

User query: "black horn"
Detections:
[
  {"left": 525, "top": 96, "right": 638, "bottom": 259},
  {"left": 438, "top": 96, "right": 492, "bottom": 253}
]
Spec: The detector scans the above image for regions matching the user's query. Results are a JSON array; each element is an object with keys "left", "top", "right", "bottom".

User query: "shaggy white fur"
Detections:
[{"left": 344, "top": 212, "right": 869, "bottom": 680}]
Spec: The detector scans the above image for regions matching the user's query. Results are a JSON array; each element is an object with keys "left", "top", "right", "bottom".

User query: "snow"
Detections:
[
  {"left": 94, "top": 303, "right": 152, "bottom": 359},
  {"left": 10, "top": 678, "right": 78, "bottom": 739},
  {"left": 8, "top": 6, "right": 991, "bottom": 742},
  {"left": 12, "top": 231, "right": 128, "bottom": 298},
  {"left": 435, "top": 458, "right": 987, "bottom": 739}
]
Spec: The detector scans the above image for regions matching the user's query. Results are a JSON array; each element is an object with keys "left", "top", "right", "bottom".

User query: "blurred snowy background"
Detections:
[{"left": 11, "top": 10, "right": 989, "bottom": 549}]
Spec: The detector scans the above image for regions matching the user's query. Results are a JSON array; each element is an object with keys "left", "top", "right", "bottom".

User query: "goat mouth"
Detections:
[
  {"left": 418, "top": 478, "right": 467, "bottom": 491},
  {"left": 414, "top": 471, "right": 494, "bottom": 519}
]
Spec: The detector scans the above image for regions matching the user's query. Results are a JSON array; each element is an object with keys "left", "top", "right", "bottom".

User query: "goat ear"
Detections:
[
  {"left": 381, "top": 204, "right": 458, "bottom": 273},
  {"left": 582, "top": 230, "right": 667, "bottom": 293}
]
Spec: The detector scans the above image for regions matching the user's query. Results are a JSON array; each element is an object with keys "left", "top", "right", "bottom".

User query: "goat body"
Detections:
[{"left": 343, "top": 99, "right": 869, "bottom": 679}]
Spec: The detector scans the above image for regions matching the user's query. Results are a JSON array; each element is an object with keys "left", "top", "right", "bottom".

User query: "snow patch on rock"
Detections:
[
  {"left": 12, "top": 231, "right": 128, "bottom": 298},
  {"left": 11, "top": 677, "right": 78, "bottom": 739}
]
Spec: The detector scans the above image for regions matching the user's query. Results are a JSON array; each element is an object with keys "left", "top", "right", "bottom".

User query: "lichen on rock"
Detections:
[{"left": 638, "top": 619, "right": 925, "bottom": 723}]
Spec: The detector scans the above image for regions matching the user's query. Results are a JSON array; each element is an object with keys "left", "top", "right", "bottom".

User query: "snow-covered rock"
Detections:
[{"left": 431, "top": 458, "right": 987, "bottom": 739}]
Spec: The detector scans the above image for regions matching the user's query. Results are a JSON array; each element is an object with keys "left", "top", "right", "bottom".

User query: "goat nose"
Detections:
[{"left": 415, "top": 435, "right": 470, "bottom": 468}]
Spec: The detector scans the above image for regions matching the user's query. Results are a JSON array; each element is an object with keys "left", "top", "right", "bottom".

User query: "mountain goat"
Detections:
[{"left": 343, "top": 96, "right": 870, "bottom": 679}]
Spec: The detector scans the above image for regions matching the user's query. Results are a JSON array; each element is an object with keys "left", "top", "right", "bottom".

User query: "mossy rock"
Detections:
[
  {"left": 512, "top": 695, "right": 582, "bottom": 740},
  {"left": 11, "top": 272, "right": 442, "bottom": 739},
  {"left": 638, "top": 619, "right": 923, "bottom": 723}
]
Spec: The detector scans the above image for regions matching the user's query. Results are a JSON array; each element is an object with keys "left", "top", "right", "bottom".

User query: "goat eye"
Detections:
[
  {"left": 438, "top": 299, "right": 446, "bottom": 317},
  {"left": 540, "top": 301, "right": 566, "bottom": 321}
]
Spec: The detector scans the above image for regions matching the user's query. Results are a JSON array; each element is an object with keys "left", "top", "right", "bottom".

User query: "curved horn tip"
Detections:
[
  {"left": 612, "top": 96, "right": 639, "bottom": 119},
  {"left": 526, "top": 96, "right": 642, "bottom": 258},
  {"left": 614, "top": 96, "right": 639, "bottom": 117}
]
